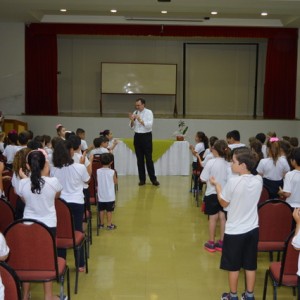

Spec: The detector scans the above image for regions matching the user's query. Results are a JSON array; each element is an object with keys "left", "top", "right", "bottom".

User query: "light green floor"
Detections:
[{"left": 29, "top": 176, "right": 296, "bottom": 299}]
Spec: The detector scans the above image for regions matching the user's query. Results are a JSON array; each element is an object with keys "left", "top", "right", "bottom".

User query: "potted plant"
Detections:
[{"left": 173, "top": 120, "right": 188, "bottom": 141}]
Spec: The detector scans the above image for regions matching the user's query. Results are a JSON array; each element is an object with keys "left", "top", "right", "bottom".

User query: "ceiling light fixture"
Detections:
[
  {"left": 211, "top": 11, "right": 218, "bottom": 15},
  {"left": 60, "top": 9, "right": 67, "bottom": 12},
  {"left": 161, "top": 10, "right": 168, "bottom": 14},
  {"left": 110, "top": 9, "right": 117, "bottom": 13},
  {"left": 261, "top": 12, "right": 268, "bottom": 16}
]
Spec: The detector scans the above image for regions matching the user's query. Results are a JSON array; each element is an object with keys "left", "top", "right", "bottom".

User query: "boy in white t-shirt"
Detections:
[
  {"left": 210, "top": 148, "right": 262, "bottom": 300},
  {"left": 97, "top": 153, "right": 117, "bottom": 230}
]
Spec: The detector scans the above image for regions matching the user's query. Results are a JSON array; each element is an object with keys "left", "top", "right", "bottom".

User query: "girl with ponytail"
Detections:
[
  {"left": 256, "top": 137, "right": 290, "bottom": 199},
  {"left": 18, "top": 149, "right": 63, "bottom": 300}
]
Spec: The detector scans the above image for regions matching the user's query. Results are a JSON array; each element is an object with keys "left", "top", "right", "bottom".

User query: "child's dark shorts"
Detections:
[
  {"left": 204, "top": 194, "right": 224, "bottom": 215},
  {"left": 220, "top": 227, "right": 259, "bottom": 271},
  {"left": 98, "top": 201, "right": 115, "bottom": 212}
]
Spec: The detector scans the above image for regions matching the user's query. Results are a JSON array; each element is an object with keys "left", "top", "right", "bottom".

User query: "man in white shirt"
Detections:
[{"left": 129, "top": 98, "right": 159, "bottom": 186}]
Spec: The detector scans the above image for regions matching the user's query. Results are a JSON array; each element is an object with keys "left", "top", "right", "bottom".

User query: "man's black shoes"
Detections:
[
  {"left": 152, "top": 181, "right": 160, "bottom": 186},
  {"left": 138, "top": 181, "right": 145, "bottom": 186}
]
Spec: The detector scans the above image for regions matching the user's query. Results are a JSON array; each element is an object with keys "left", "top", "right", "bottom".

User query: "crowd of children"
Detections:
[
  {"left": 0, "top": 125, "right": 119, "bottom": 299},
  {"left": 188, "top": 129, "right": 300, "bottom": 300}
]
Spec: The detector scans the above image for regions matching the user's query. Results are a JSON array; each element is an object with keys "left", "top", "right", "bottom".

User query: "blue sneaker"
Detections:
[{"left": 221, "top": 292, "right": 238, "bottom": 300}]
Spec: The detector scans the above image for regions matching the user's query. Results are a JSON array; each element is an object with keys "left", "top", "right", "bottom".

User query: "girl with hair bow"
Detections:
[{"left": 256, "top": 137, "right": 290, "bottom": 198}]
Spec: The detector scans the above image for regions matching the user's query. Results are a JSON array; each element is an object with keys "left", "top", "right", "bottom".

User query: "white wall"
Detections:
[
  {"left": 0, "top": 23, "right": 25, "bottom": 115},
  {"left": 58, "top": 36, "right": 266, "bottom": 116}
]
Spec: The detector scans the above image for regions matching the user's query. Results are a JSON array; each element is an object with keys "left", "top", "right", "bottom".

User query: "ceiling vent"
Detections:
[{"left": 125, "top": 17, "right": 208, "bottom": 23}]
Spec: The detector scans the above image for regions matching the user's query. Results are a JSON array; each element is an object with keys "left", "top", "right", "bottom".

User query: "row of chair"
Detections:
[
  {"left": 0, "top": 197, "right": 90, "bottom": 299},
  {"left": 258, "top": 199, "right": 298, "bottom": 299}
]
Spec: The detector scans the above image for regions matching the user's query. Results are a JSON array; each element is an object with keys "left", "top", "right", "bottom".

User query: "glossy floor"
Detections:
[{"left": 29, "top": 176, "right": 295, "bottom": 299}]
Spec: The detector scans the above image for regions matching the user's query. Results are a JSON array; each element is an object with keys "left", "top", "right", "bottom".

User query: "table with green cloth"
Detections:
[{"left": 114, "top": 139, "right": 190, "bottom": 175}]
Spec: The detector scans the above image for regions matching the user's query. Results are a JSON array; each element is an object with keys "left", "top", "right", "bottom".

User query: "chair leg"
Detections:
[
  {"left": 97, "top": 208, "right": 100, "bottom": 236},
  {"left": 84, "top": 239, "right": 89, "bottom": 274},
  {"left": 89, "top": 216, "right": 92, "bottom": 245},
  {"left": 263, "top": 269, "right": 269, "bottom": 300},
  {"left": 297, "top": 276, "right": 300, "bottom": 300},
  {"left": 276, "top": 251, "right": 281, "bottom": 261},
  {"left": 269, "top": 251, "right": 274, "bottom": 261},
  {"left": 195, "top": 186, "right": 199, "bottom": 207},
  {"left": 74, "top": 248, "right": 80, "bottom": 294},
  {"left": 66, "top": 267, "right": 70, "bottom": 300},
  {"left": 273, "top": 285, "right": 277, "bottom": 300}
]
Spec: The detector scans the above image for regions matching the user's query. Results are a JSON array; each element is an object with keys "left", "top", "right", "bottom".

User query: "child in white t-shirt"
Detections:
[
  {"left": 97, "top": 153, "right": 117, "bottom": 230},
  {"left": 279, "top": 147, "right": 300, "bottom": 207},
  {"left": 100, "top": 129, "right": 119, "bottom": 152},
  {"left": 189, "top": 131, "right": 208, "bottom": 191},
  {"left": 0, "top": 232, "right": 9, "bottom": 300},
  {"left": 18, "top": 149, "right": 63, "bottom": 300},
  {"left": 90, "top": 136, "right": 110, "bottom": 157},
  {"left": 200, "top": 140, "right": 230, "bottom": 253},
  {"left": 257, "top": 137, "right": 290, "bottom": 199},
  {"left": 3, "top": 130, "right": 19, "bottom": 169},
  {"left": 210, "top": 148, "right": 262, "bottom": 300}
]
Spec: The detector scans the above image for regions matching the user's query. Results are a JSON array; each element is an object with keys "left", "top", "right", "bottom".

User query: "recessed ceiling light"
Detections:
[
  {"left": 110, "top": 9, "right": 117, "bottom": 13},
  {"left": 60, "top": 9, "right": 67, "bottom": 12},
  {"left": 211, "top": 11, "right": 218, "bottom": 15},
  {"left": 261, "top": 12, "right": 268, "bottom": 16},
  {"left": 161, "top": 10, "right": 168, "bottom": 14}
]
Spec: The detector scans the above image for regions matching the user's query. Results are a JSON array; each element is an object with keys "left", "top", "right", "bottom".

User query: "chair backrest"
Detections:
[
  {"left": 0, "top": 262, "right": 22, "bottom": 300},
  {"left": 88, "top": 174, "right": 97, "bottom": 198},
  {"left": 0, "top": 198, "right": 15, "bottom": 233},
  {"left": 92, "top": 159, "right": 103, "bottom": 180},
  {"left": 279, "top": 230, "right": 298, "bottom": 284},
  {"left": 55, "top": 198, "right": 75, "bottom": 242},
  {"left": 2, "top": 179, "right": 11, "bottom": 198},
  {"left": 7, "top": 185, "right": 20, "bottom": 211},
  {"left": 258, "top": 187, "right": 270, "bottom": 205},
  {"left": 258, "top": 199, "right": 294, "bottom": 242},
  {"left": 4, "top": 219, "right": 59, "bottom": 276}
]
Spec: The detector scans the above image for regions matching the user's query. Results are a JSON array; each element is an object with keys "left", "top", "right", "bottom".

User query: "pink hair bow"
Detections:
[
  {"left": 56, "top": 123, "right": 62, "bottom": 129},
  {"left": 269, "top": 137, "right": 279, "bottom": 142}
]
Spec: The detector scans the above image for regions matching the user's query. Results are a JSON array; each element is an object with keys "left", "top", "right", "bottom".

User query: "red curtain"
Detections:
[
  {"left": 25, "top": 27, "right": 57, "bottom": 115},
  {"left": 264, "top": 37, "right": 298, "bottom": 118},
  {"left": 25, "top": 24, "right": 298, "bottom": 118}
]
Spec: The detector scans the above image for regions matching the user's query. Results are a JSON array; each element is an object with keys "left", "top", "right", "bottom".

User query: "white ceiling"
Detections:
[{"left": 1, "top": 0, "right": 300, "bottom": 28}]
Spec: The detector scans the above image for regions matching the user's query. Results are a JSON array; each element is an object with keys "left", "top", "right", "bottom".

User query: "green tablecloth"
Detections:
[{"left": 122, "top": 138, "right": 175, "bottom": 162}]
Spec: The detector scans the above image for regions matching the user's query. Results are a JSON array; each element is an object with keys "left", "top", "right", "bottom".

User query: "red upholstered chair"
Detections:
[
  {"left": 263, "top": 230, "right": 298, "bottom": 300},
  {"left": 2, "top": 176, "right": 12, "bottom": 198},
  {"left": 0, "top": 262, "right": 22, "bottom": 300},
  {"left": 258, "top": 199, "right": 294, "bottom": 261},
  {"left": 4, "top": 219, "right": 70, "bottom": 300},
  {"left": 55, "top": 198, "right": 88, "bottom": 294},
  {"left": 92, "top": 154, "right": 103, "bottom": 180},
  {"left": 0, "top": 197, "right": 15, "bottom": 232},
  {"left": 87, "top": 174, "right": 97, "bottom": 207},
  {"left": 258, "top": 186, "right": 270, "bottom": 206},
  {"left": 7, "top": 184, "right": 19, "bottom": 211}
]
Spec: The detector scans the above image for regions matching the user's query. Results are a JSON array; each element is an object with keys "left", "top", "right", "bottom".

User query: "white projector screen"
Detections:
[{"left": 101, "top": 63, "right": 177, "bottom": 95}]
